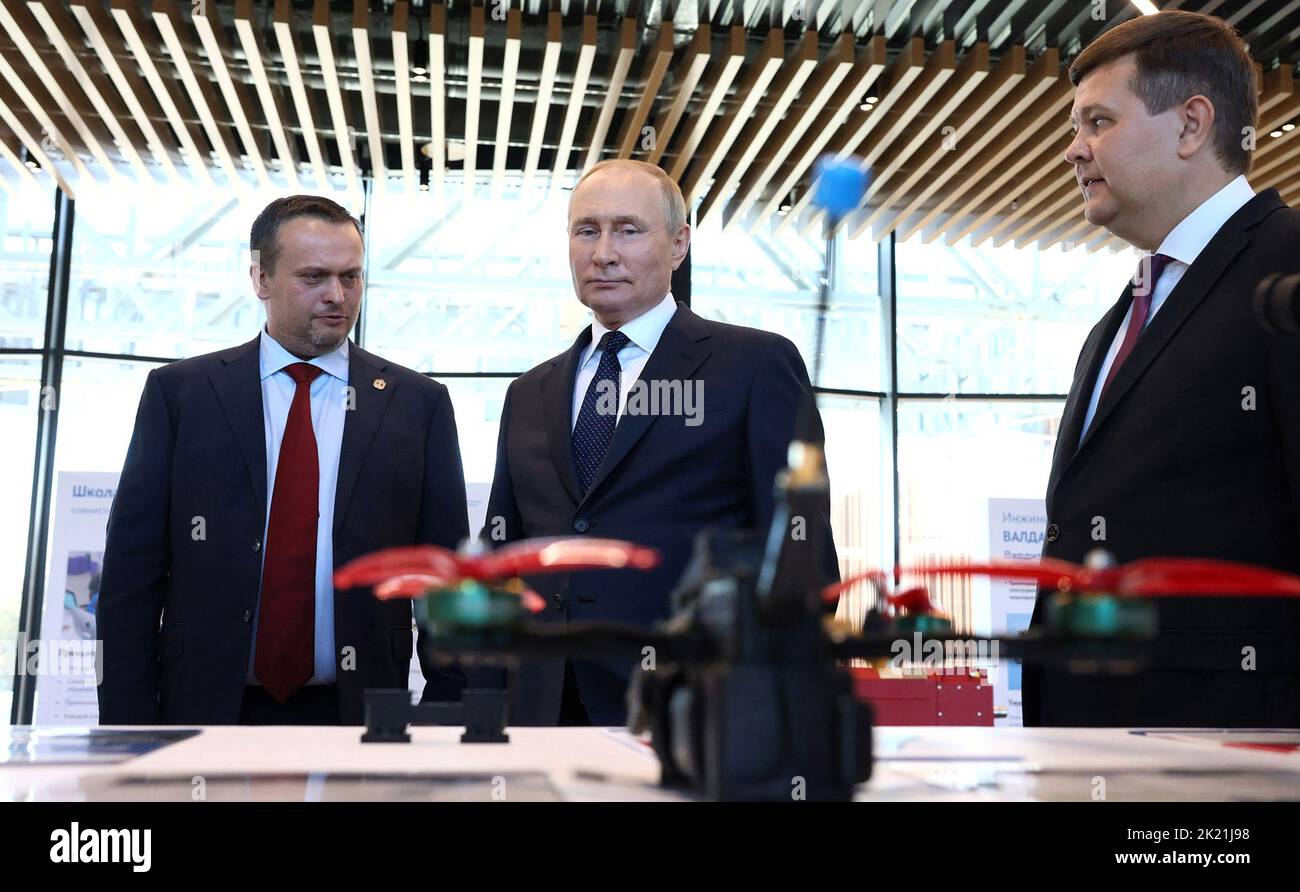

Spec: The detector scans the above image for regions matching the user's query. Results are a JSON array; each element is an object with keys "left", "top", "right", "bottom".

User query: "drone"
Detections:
[{"left": 335, "top": 450, "right": 1300, "bottom": 801}]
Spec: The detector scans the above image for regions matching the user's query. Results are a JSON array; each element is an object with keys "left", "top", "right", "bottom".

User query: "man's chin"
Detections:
[
  {"left": 578, "top": 291, "right": 628, "bottom": 317},
  {"left": 1082, "top": 202, "right": 1116, "bottom": 228},
  {"left": 309, "top": 325, "right": 352, "bottom": 352}
]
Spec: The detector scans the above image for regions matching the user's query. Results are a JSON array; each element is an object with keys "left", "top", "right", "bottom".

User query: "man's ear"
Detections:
[
  {"left": 670, "top": 223, "right": 691, "bottom": 270},
  {"left": 1177, "top": 94, "right": 1218, "bottom": 160},
  {"left": 250, "top": 261, "right": 269, "bottom": 301}
]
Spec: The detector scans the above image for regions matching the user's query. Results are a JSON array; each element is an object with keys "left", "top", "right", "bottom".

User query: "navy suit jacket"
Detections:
[
  {"left": 1025, "top": 190, "right": 1300, "bottom": 727},
  {"left": 482, "top": 303, "right": 840, "bottom": 725},
  {"left": 97, "top": 336, "right": 470, "bottom": 725}
]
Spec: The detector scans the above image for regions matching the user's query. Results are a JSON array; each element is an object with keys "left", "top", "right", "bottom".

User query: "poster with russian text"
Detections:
[
  {"left": 987, "top": 497, "right": 1047, "bottom": 727},
  {"left": 35, "top": 472, "right": 118, "bottom": 725}
]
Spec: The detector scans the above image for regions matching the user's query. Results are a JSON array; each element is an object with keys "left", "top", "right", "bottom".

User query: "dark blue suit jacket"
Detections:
[
  {"left": 97, "top": 336, "right": 470, "bottom": 725},
  {"left": 482, "top": 303, "right": 840, "bottom": 725}
]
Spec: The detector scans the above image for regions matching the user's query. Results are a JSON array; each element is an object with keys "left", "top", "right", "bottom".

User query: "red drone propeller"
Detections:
[
  {"left": 334, "top": 538, "right": 661, "bottom": 608},
  {"left": 824, "top": 556, "right": 1300, "bottom": 605},
  {"left": 822, "top": 571, "right": 943, "bottom": 616}
]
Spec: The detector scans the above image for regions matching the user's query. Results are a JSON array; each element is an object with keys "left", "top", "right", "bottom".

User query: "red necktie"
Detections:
[
  {"left": 1099, "top": 252, "right": 1171, "bottom": 402},
  {"left": 255, "top": 362, "right": 323, "bottom": 703}
]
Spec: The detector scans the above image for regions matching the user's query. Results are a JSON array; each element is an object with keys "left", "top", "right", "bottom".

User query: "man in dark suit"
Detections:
[
  {"left": 98, "top": 195, "right": 470, "bottom": 726},
  {"left": 482, "top": 159, "right": 839, "bottom": 726},
  {"left": 1025, "top": 11, "right": 1300, "bottom": 727}
]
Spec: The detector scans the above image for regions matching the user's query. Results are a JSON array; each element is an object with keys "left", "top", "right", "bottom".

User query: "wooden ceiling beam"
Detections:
[
  {"left": 720, "top": 30, "right": 858, "bottom": 230},
  {"left": 775, "top": 36, "right": 926, "bottom": 235},
  {"left": 665, "top": 25, "right": 745, "bottom": 181}
]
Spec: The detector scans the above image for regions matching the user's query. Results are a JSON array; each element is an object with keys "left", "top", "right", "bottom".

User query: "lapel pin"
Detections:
[{"left": 373, "top": 378, "right": 387, "bottom": 391}]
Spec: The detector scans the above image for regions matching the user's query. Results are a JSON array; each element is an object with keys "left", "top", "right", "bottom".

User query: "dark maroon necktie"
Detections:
[
  {"left": 1099, "top": 252, "right": 1171, "bottom": 402},
  {"left": 254, "top": 362, "right": 323, "bottom": 703}
]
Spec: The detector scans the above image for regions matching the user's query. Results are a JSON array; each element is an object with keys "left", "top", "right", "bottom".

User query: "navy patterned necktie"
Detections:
[{"left": 572, "top": 330, "right": 631, "bottom": 496}]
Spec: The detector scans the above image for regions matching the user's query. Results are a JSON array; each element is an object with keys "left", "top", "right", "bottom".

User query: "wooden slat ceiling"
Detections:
[{"left": 1, "top": 0, "right": 1298, "bottom": 253}]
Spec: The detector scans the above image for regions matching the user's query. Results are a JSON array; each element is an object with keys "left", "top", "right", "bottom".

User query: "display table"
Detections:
[{"left": 3, "top": 725, "right": 1298, "bottom": 801}]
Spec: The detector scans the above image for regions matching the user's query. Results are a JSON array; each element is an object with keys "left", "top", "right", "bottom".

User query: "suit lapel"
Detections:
[
  {"left": 580, "top": 304, "right": 712, "bottom": 505},
  {"left": 334, "top": 343, "right": 397, "bottom": 536},
  {"left": 539, "top": 330, "right": 589, "bottom": 505},
  {"left": 209, "top": 337, "right": 268, "bottom": 520},
  {"left": 1062, "top": 189, "right": 1285, "bottom": 478},
  {"left": 1047, "top": 294, "right": 1130, "bottom": 499}
]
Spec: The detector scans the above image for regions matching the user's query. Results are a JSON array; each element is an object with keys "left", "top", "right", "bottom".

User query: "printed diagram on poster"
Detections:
[
  {"left": 987, "top": 497, "right": 1047, "bottom": 728},
  {"left": 34, "top": 472, "right": 119, "bottom": 725}
]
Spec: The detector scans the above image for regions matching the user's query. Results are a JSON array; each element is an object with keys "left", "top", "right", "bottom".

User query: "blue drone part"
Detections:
[{"left": 812, "top": 156, "right": 870, "bottom": 217}]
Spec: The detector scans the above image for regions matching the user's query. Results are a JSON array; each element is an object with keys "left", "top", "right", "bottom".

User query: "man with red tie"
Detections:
[
  {"left": 98, "top": 196, "right": 470, "bottom": 725},
  {"left": 1025, "top": 11, "right": 1300, "bottom": 727}
]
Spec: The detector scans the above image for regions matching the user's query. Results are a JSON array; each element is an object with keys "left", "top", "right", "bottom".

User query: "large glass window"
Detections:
[
  {"left": 0, "top": 357, "right": 43, "bottom": 723},
  {"left": 362, "top": 185, "right": 583, "bottom": 373},
  {"left": 693, "top": 213, "right": 835, "bottom": 388},
  {"left": 442, "top": 376, "right": 511, "bottom": 489},
  {"left": 896, "top": 234, "right": 1135, "bottom": 394},
  {"left": 51, "top": 358, "right": 163, "bottom": 476},
  {"left": 897, "top": 399, "right": 1063, "bottom": 564},
  {"left": 0, "top": 182, "right": 55, "bottom": 349},
  {"left": 895, "top": 397, "right": 1064, "bottom": 645},
  {"left": 820, "top": 394, "right": 887, "bottom": 630},
  {"left": 65, "top": 183, "right": 363, "bottom": 361}
]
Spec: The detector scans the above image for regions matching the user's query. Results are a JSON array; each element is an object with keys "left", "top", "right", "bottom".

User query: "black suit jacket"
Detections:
[
  {"left": 97, "top": 336, "right": 470, "bottom": 725},
  {"left": 482, "top": 303, "right": 840, "bottom": 725},
  {"left": 1025, "top": 189, "right": 1300, "bottom": 727}
]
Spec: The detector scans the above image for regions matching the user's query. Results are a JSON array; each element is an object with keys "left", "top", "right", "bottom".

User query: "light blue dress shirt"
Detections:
[
  {"left": 247, "top": 330, "right": 350, "bottom": 686},
  {"left": 1079, "top": 174, "right": 1256, "bottom": 442}
]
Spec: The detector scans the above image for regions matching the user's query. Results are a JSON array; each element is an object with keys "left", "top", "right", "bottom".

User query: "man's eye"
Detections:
[{"left": 619, "top": 228, "right": 638, "bottom": 236}]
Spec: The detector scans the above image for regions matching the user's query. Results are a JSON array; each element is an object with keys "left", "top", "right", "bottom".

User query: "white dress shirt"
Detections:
[
  {"left": 1079, "top": 174, "right": 1256, "bottom": 442},
  {"left": 571, "top": 292, "right": 679, "bottom": 431},
  {"left": 248, "top": 329, "right": 350, "bottom": 685}
]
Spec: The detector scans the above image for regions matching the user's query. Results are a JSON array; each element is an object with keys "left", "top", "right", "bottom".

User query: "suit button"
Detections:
[
  {"left": 552, "top": 593, "right": 565, "bottom": 611},
  {"left": 1046, "top": 523, "right": 1060, "bottom": 542},
  {"left": 572, "top": 517, "right": 590, "bottom": 533},
  {"left": 252, "top": 538, "right": 261, "bottom": 553},
  {"left": 242, "top": 609, "right": 252, "bottom": 623}
]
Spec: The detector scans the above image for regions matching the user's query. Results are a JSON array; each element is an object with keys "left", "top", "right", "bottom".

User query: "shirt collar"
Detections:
[
  {"left": 1155, "top": 173, "right": 1255, "bottom": 268},
  {"left": 259, "top": 328, "right": 350, "bottom": 383},
  {"left": 584, "top": 292, "right": 678, "bottom": 365}
]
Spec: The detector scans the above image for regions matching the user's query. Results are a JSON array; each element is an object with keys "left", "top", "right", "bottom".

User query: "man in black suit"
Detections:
[
  {"left": 482, "top": 159, "right": 839, "bottom": 726},
  {"left": 98, "top": 196, "right": 470, "bottom": 726},
  {"left": 1025, "top": 11, "right": 1300, "bottom": 727}
]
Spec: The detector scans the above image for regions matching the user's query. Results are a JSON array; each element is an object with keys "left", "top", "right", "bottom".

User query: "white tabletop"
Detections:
[{"left": 3, "top": 725, "right": 1299, "bottom": 801}]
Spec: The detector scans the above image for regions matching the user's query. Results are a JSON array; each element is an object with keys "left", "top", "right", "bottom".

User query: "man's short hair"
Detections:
[
  {"left": 571, "top": 159, "right": 689, "bottom": 234},
  {"left": 250, "top": 195, "right": 363, "bottom": 274},
  {"left": 1069, "top": 10, "right": 1257, "bottom": 175}
]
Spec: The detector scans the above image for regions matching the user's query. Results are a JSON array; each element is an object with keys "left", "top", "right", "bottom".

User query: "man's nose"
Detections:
[
  {"left": 592, "top": 231, "right": 618, "bottom": 264},
  {"left": 322, "top": 277, "right": 346, "bottom": 303},
  {"left": 1064, "top": 130, "right": 1090, "bottom": 166}
]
